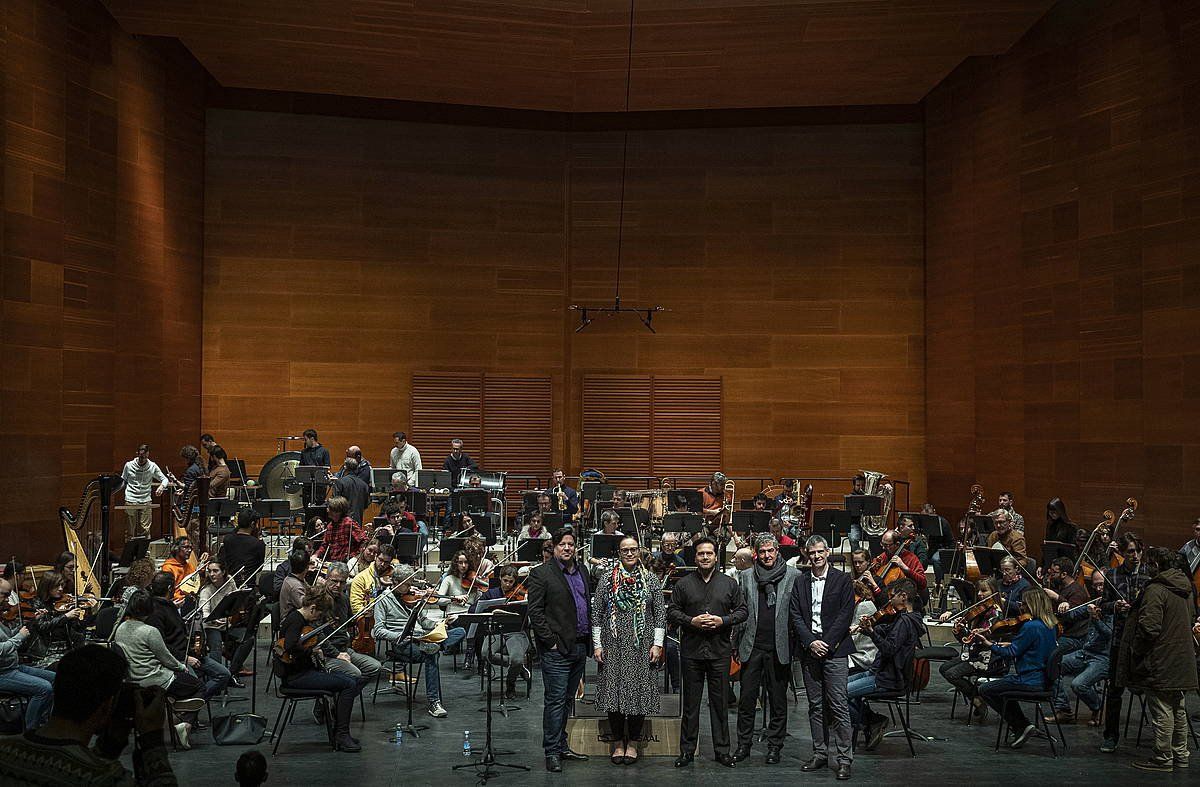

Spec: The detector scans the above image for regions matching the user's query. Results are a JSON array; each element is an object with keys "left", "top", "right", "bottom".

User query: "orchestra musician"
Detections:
[
  {"left": 732, "top": 535, "right": 800, "bottom": 765},
  {"left": 526, "top": 528, "right": 593, "bottom": 772},
  {"left": 1178, "top": 517, "right": 1200, "bottom": 580},
  {"left": 438, "top": 551, "right": 483, "bottom": 677},
  {"left": 349, "top": 543, "right": 396, "bottom": 615},
  {"left": 51, "top": 552, "right": 77, "bottom": 595},
  {"left": 698, "top": 472, "right": 732, "bottom": 536},
  {"left": 331, "top": 465, "right": 370, "bottom": 529},
  {"left": 667, "top": 537, "right": 746, "bottom": 769},
  {"left": 272, "top": 537, "right": 313, "bottom": 597},
  {"left": 300, "top": 428, "right": 331, "bottom": 518},
  {"left": 654, "top": 533, "right": 686, "bottom": 568},
  {"left": 318, "top": 496, "right": 368, "bottom": 564},
  {"left": 536, "top": 493, "right": 555, "bottom": 515},
  {"left": 549, "top": 469, "right": 579, "bottom": 520},
  {"left": 389, "top": 431, "right": 422, "bottom": 486},
  {"left": 1042, "top": 558, "right": 1090, "bottom": 723},
  {"left": 1051, "top": 569, "right": 1110, "bottom": 726},
  {"left": 789, "top": 534, "right": 855, "bottom": 781},
  {"left": 895, "top": 515, "right": 930, "bottom": 566},
  {"left": 848, "top": 579, "right": 924, "bottom": 751},
  {"left": 1099, "top": 532, "right": 1150, "bottom": 753},
  {"left": 987, "top": 509, "right": 1028, "bottom": 563},
  {"left": 995, "top": 492, "right": 1025, "bottom": 532},
  {"left": 275, "top": 585, "right": 364, "bottom": 752},
  {"left": 179, "top": 445, "right": 206, "bottom": 498},
  {"left": 199, "top": 434, "right": 221, "bottom": 470},
  {"left": 972, "top": 588, "right": 1059, "bottom": 749},
  {"left": 848, "top": 550, "right": 879, "bottom": 675},
  {"left": 937, "top": 578, "right": 1004, "bottom": 720},
  {"left": 346, "top": 539, "right": 381, "bottom": 579},
  {"left": 443, "top": 438, "right": 478, "bottom": 488},
  {"left": 145, "top": 571, "right": 231, "bottom": 703},
  {"left": 337, "top": 445, "right": 373, "bottom": 485},
  {"left": 279, "top": 550, "right": 312, "bottom": 620},
  {"left": 207, "top": 446, "right": 232, "bottom": 500},
  {"left": 28, "top": 571, "right": 87, "bottom": 660},
  {"left": 119, "top": 444, "right": 170, "bottom": 539},
  {"left": 767, "top": 516, "right": 796, "bottom": 548},
  {"left": 519, "top": 510, "right": 552, "bottom": 540},
  {"left": 198, "top": 558, "right": 253, "bottom": 688},
  {"left": 317, "top": 563, "right": 382, "bottom": 685},
  {"left": 0, "top": 574, "right": 54, "bottom": 730},
  {"left": 996, "top": 556, "right": 1031, "bottom": 617},
  {"left": 1044, "top": 498, "right": 1079, "bottom": 546},
  {"left": 373, "top": 565, "right": 468, "bottom": 720},
  {"left": 871, "top": 530, "right": 927, "bottom": 611},
  {"left": 218, "top": 510, "right": 266, "bottom": 581},
  {"left": 160, "top": 537, "right": 207, "bottom": 604},
  {"left": 467, "top": 564, "right": 531, "bottom": 699}
]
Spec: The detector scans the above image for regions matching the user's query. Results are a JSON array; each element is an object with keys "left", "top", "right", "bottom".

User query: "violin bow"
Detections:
[{"left": 941, "top": 591, "right": 1000, "bottom": 624}]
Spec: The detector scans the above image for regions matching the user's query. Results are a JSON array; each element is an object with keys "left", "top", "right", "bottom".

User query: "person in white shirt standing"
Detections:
[
  {"left": 120, "top": 444, "right": 169, "bottom": 539},
  {"left": 389, "top": 431, "right": 422, "bottom": 486}
]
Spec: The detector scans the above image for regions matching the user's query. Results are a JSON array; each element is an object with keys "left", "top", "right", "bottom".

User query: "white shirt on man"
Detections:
[
  {"left": 389, "top": 443, "right": 422, "bottom": 485},
  {"left": 810, "top": 567, "right": 828, "bottom": 635},
  {"left": 120, "top": 459, "right": 167, "bottom": 504}
]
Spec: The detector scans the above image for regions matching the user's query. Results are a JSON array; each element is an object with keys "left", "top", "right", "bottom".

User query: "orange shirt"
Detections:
[{"left": 161, "top": 557, "right": 190, "bottom": 601}]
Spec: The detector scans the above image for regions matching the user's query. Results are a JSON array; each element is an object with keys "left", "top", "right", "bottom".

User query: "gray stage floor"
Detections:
[{"left": 170, "top": 643, "right": 1197, "bottom": 786}]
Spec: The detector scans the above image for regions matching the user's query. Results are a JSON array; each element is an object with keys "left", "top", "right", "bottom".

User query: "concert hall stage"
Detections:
[{"left": 171, "top": 640, "right": 1197, "bottom": 786}]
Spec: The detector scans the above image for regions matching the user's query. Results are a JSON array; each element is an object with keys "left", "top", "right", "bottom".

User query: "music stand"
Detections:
[
  {"left": 439, "top": 538, "right": 466, "bottom": 562},
  {"left": 973, "top": 547, "right": 1004, "bottom": 578},
  {"left": 405, "top": 489, "right": 429, "bottom": 519},
  {"left": 417, "top": 470, "right": 452, "bottom": 490},
  {"left": 541, "top": 513, "right": 565, "bottom": 533},
  {"left": 452, "top": 489, "right": 490, "bottom": 514},
  {"left": 371, "top": 468, "right": 395, "bottom": 492},
  {"left": 386, "top": 599, "right": 431, "bottom": 738},
  {"left": 117, "top": 536, "right": 150, "bottom": 567},
  {"left": 392, "top": 532, "right": 423, "bottom": 571},
  {"left": 662, "top": 512, "right": 703, "bottom": 536},
  {"left": 731, "top": 511, "right": 753, "bottom": 535},
  {"left": 251, "top": 499, "right": 293, "bottom": 537},
  {"left": 468, "top": 599, "right": 527, "bottom": 716},
  {"left": 453, "top": 609, "right": 530, "bottom": 782},
  {"left": 590, "top": 534, "right": 623, "bottom": 560},
  {"left": 515, "top": 539, "right": 544, "bottom": 562},
  {"left": 749, "top": 511, "right": 772, "bottom": 533},
  {"left": 845, "top": 495, "right": 882, "bottom": 518},
  {"left": 780, "top": 545, "right": 803, "bottom": 564},
  {"left": 672, "top": 489, "right": 703, "bottom": 513},
  {"left": 1041, "top": 540, "right": 1077, "bottom": 566},
  {"left": 972, "top": 515, "right": 996, "bottom": 536},
  {"left": 614, "top": 508, "right": 641, "bottom": 538}
]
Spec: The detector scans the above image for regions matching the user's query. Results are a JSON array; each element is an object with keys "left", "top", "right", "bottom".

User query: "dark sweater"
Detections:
[
  {"left": 865, "top": 611, "right": 924, "bottom": 693},
  {"left": 145, "top": 596, "right": 189, "bottom": 661}
]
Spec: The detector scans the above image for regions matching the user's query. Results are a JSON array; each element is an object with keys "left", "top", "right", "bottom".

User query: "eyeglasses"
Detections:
[{"left": 619, "top": 547, "right": 640, "bottom": 554}]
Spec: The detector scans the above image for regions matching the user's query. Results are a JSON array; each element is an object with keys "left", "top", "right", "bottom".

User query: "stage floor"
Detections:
[{"left": 168, "top": 642, "right": 1197, "bottom": 786}]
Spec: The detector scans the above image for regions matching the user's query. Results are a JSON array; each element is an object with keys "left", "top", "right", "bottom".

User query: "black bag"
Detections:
[
  {"left": 0, "top": 696, "right": 24, "bottom": 734},
  {"left": 210, "top": 712, "right": 267, "bottom": 745}
]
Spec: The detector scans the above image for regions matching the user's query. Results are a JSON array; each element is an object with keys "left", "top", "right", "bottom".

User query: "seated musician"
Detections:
[
  {"left": 346, "top": 540, "right": 381, "bottom": 579},
  {"left": 698, "top": 472, "right": 730, "bottom": 536},
  {"left": 996, "top": 556, "right": 1030, "bottom": 617},
  {"left": 275, "top": 585, "right": 364, "bottom": 752},
  {"left": 272, "top": 536, "right": 312, "bottom": 597},
  {"left": 726, "top": 546, "right": 754, "bottom": 577},
  {"left": 519, "top": 510, "right": 552, "bottom": 540},
  {"left": 973, "top": 588, "right": 1059, "bottom": 748},
  {"left": 895, "top": 515, "right": 930, "bottom": 566},
  {"left": 198, "top": 558, "right": 254, "bottom": 687},
  {"left": 51, "top": 552, "right": 77, "bottom": 595},
  {"left": 1042, "top": 558, "right": 1089, "bottom": 699},
  {"left": 467, "top": 564, "right": 531, "bottom": 699},
  {"left": 317, "top": 563, "right": 381, "bottom": 684},
  {"left": 279, "top": 550, "right": 312, "bottom": 620},
  {"left": 1044, "top": 498, "right": 1079, "bottom": 546},
  {"left": 987, "top": 510, "right": 1028, "bottom": 563},
  {"left": 378, "top": 498, "right": 425, "bottom": 564},
  {"left": 437, "top": 551, "right": 483, "bottom": 626},
  {"left": 372, "top": 565, "right": 468, "bottom": 719},
  {"left": 28, "top": 571, "right": 87, "bottom": 659},
  {"left": 161, "top": 536, "right": 208, "bottom": 603},
  {"left": 871, "top": 530, "right": 928, "bottom": 612},
  {"left": 586, "top": 511, "right": 625, "bottom": 576},
  {"left": 549, "top": 468, "right": 580, "bottom": 520},
  {"left": 848, "top": 550, "right": 879, "bottom": 675},
  {"left": 145, "top": 571, "right": 231, "bottom": 702},
  {"left": 0, "top": 574, "right": 54, "bottom": 730},
  {"left": 654, "top": 534, "right": 687, "bottom": 568},
  {"left": 218, "top": 510, "right": 265, "bottom": 581},
  {"left": 537, "top": 493, "right": 555, "bottom": 515},
  {"left": 936, "top": 578, "right": 1004, "bottom": 719},
  {"left": 768, "top": 516, "right": 797, "bottom": 547},
  {"left": 1049, "top": 568, "right": 1109, "bottom": 725},
  {"left": 464, "top": 536, "right": 495, "bottom": 583},
  {"left": 349, "top": 543, "right": 395, "bottom": 615},
  {"left": 113, "top": 590, "right": 205, "bottom": 747},
  {"left": 847, "top": 579, "right": 925, "bottom": 750}
]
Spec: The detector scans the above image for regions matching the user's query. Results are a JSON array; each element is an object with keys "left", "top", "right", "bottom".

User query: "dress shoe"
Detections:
[
  {"left": 559, "top": 748, "right": 588, "bottom": 761},
  {"left": 229, "top": 677, "right": 246, "bottom": 689},
  {"left": 801, "top": 755, "right": 828, "bottom": 772},
  {"left": 674, "top": 753, "right": 694, "bottom": 767},
  {"left": 765, "top": 747, "right": 782, "bottom": 765},
  {"left": 715, "top": 753, "right": 736, "bottom": 768},
  {"left": 545, "top": 755, "right": 562, "bottom": 773},
  {"left": 1044, "top": 710, "right": 1074, "bottom": 724},
  {"left": 334, "top": 734, "right": 361, "bottom": 753},
  {"left": 836, "top": 763, "right": 851, "bottom": 780},
  {"left": 731, "top": 744, "right": 751, "bottom": 762}
]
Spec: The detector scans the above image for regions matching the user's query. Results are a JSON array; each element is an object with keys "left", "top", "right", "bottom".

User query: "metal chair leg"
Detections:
[{"left": 270, "top": 699, "right": 291, "bottom": 756}]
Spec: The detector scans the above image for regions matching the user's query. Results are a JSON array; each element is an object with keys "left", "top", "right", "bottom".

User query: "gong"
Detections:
[{"left": 258, "top": 450, "right": 303, "bottom": 511}]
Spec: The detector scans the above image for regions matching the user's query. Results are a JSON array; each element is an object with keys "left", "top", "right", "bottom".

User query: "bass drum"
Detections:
[{"left": 258, "top": 451, "right": 304, "bottom": 512}]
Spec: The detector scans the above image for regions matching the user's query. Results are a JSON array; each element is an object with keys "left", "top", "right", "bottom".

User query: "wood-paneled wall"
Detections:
[
  {"left": 1, "top": 0, "right": 206, "bottom": 560},
  {"left": 925, "top": 0, "right": 1200, "bottom": 550},
  {"left": 203, "top": 110, "right": 926, "bottom": 498}
]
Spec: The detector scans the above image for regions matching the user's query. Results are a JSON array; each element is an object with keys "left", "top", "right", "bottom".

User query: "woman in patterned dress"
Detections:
[{"left": 592, "top": 535, "right": 666, "bottom": 765}]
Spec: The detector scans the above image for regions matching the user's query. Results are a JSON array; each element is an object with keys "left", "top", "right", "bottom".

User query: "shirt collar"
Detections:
[{"left": 557, "top": 558, "right": 577, "bottom": 575}]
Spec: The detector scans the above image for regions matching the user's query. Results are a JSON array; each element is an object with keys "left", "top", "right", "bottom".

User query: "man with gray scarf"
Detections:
[{"left": 732, "top": 534, "right": 800, "bottom": 764}]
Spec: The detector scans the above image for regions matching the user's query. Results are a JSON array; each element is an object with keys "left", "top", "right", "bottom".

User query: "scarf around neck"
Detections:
[{"left": 754, "top": 560, "right": 788, "bottom": 607}]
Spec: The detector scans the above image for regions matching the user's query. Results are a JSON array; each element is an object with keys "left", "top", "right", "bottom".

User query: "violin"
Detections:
[
  {"left": 53, "top": 593, "right": 101, "bottom": 613},
  {"left": 273, "top": 621, "right": 331, "bottom": 666},
  {"left": 504, "top": 578, "right": 528, "bottom": 602},
  {"left": 968, "top": 612, "right": 1032, "bottom": 643}
]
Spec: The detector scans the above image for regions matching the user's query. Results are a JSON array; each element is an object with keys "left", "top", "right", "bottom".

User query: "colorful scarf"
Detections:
[{"left": 610, "top": 563, "right": 648, "bottom": 647}]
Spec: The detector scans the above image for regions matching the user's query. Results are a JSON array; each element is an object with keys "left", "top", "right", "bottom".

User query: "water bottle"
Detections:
[
  {"left": 462, "top": 730, "right": 472, "bottom": 757},
  {"left": 393, "top": 724, "right": 404, "bottom": 746}
]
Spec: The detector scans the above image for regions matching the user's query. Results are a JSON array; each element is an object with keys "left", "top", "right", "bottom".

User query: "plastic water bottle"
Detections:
[
  {"left": 462, "top": 730, "right": 472, "bottom": 757},
  {"left": 393, "top": 724, "right": 404, "bottom": 747}
]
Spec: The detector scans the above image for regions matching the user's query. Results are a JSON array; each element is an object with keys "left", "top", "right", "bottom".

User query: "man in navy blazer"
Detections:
[{"left": 789, "top": 534, "right": 856, "bottom": 781}]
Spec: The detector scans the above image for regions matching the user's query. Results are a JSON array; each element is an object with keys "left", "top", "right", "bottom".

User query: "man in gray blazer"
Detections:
[{"left": 732, "top": 534, "right": 801, "bottom": 764}]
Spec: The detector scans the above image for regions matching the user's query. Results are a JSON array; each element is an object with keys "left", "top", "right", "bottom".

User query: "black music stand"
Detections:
[
  {"left": 590, "top": 534, "right": 623, "bottom": 560},
  {"left": 662, "top": 512, "right": 704, "bottom": 536},
  {"left": 1041, "top": 540, "right": 1077, "bottom": 566},
  {"left": 972, "top": 514, "right": 996, "bottom": 536},
  {"left": 731, "top": 511, "right": 753, "bottom": 535},
  {"left": 514, "top": 539, "right": 543, "bottom": 562},
  {"left": 439, "top": 537, "right": 466, "bottom": 561},
  {"left": 384, "top": 599, "right": 431, "bottom": 738},
  {"left": 614, "top": 508, "right": 641, "bottom": 538},
  {"left": 392, "top": 532, "right": 424, "bottom": 570},
  {"left": 452, "top": 489, "right": 491, "bottom": 514},
  {"left": 370, "top": 468, "right": 395, "bottom": 492},
  {"left": 251, "top": 499, "right": 293, "bottom": 537},
  {"left": 844, "top": 494, "right": 882, "bottom": 518},
  {"left": 470, "top": 599, "right": 527, "bottom": 717},
  {"left": 780, "top": 544, "right": 803, "bottom": 564},
  {"left": 453, "top": 609, "right": 530, "bottom": 782},
  {"left": 208, "top": 498, "right": 240, "bottom": 541},
  {"left": 672, "top": 489, "right": 703, "bottom": 514},
  {"left": 205, "top": 586, "right": 255, "bottom": 709},
  {"left": 541, "top": 513, "right": 565, "bottom": 534},
  {"left": 417, "top": 470, "right": 452, "bottom": 490},
  {"left": 973, "top": 547, "right": 1004, "bottom": 578}
]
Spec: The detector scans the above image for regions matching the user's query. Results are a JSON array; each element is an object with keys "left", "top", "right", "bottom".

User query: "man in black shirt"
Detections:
[
  {"left": 333, "top": 460, "right": 370, "bottom": 526},
  {"left": 337, "top": 445, "right": 373, "bottom": 485},
  {"left": 666, "top": 537, "right": 747, "bottom": 768},
  {"left": 145, "top": 572, "right": 230, "bottom": 701},
  {"left": 442, "top": 438, "right": 478, "bottom": 488},
  {"left": 732, "top": 535, "right": 800, "bottom": 764},
  {"left": 218, "top": 510, "right": 266, "bottom": 580},
  {"left": 299, "top": 429, "right": 331, "bottom": 521}
]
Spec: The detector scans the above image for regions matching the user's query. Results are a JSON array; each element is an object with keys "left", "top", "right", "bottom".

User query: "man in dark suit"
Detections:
[
  {"left": 526, "top": 528, "right": 591, "bottom": 773},
  {"left": 789, "top": 534, "right": 856, "bottom": 781}
]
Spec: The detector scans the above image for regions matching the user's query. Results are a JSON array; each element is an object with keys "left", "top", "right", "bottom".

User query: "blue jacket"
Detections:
[{"left": 991, "top": 619, "right": 1056, "bottom": 686}]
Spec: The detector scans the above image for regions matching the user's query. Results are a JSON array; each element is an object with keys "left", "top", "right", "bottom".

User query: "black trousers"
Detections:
[
  {"left": 736, "top": 647, "right": 790, "bottom": 748},
  {"left": 680, "top": 656, "right": 731, "bottom": 756},
  {"left": 607, "top": 712, "right": 645, "bottom": 744},
  {"left": 1103, "top": 639, "right": 1125, "bottom": 741}
]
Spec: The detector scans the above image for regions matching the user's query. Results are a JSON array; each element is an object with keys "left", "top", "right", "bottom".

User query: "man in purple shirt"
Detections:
[{"left": 527, "top": 528, "right": 593, "bottom": 773}]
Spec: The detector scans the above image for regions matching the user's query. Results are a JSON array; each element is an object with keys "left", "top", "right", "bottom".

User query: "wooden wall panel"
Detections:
[
  {"left": 203, "top": 110, "right": 926, "bottom": 500},
  {"left": 1, "top": 0, "right": 205, "bottom": 561},
  {"left": 925, "top": 0, "right": 1200, "bottom": 550}
]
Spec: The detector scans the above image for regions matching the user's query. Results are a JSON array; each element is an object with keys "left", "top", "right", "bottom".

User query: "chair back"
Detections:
[
  {"left": 257, "top": 571, "right": 276, "bottom": 602},
  {"left": 93, "top": 605, "right": 121, "bottom": 640},
  {"left": 1044, "top": 645, "right": 1065, "bottom": 690}
]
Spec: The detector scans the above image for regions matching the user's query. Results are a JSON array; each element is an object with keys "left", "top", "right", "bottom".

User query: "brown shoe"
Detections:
[{"left": 1043, "top": 711, "right": 1075, "bottom": 724}]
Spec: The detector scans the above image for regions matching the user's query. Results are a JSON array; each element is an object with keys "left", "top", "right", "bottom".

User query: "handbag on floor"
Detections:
[{"left": 210, "top": 712, "right": 267, "bottom": 745}]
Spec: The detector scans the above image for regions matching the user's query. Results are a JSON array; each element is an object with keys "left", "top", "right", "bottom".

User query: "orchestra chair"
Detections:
[
  {"left": 854, "top": 659, "right": 919, "bottom": 757},
  {"left": 92, "top": 605, "right": 122, "bottom": 641},
  {"left": 264, "top": 602, "right": 281, "bottom": 696},
  {"left": 991, "top": 649, "right": 1066, "bottom": 757},
  {"left": 268, "top": 662, "right": 336, "bottom": 756}
]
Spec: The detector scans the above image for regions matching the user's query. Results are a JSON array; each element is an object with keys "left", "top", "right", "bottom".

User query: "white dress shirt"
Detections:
[{"left": 810, "top": 568, "right": 828, "bottom": 635}]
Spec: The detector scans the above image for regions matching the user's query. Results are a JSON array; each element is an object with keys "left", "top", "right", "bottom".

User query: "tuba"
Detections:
[
  {"left": 787, "top": 481, "right": 814, "bottom": 537},
  {"left": 860, "top": 470, "right": 893, "bottom": 537}
]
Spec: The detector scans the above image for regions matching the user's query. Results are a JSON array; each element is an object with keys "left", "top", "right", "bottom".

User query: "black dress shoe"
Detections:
[
  {"left": 716, "top": 753, "right": 736, "bottom": 768},
  {"left": 801, "top": 755, "right": 828, "bottom": 772},
  {"left": 674, "top": 753, "right": 694, "bottom": 767},
  {"left": 765, "top": 747, "right": 781, "bottom": 765},
  {"left": 545, "top": 755, "right": 562, "bottom": 772},
  {"left": 559, "top": 747, "right": 588, "bottom": 761},
  {"left": 229, "top": 677, "right": 246, "bottom": 689},
  {"left": 836, "top": 763, "right": 851, "bottom": 780},
  {"left": 732, "top": 744, "right": 751, "bottom": 762}
]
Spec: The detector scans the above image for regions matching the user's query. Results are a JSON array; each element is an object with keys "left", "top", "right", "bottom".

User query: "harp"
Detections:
[{"left": 58, "top": 477, "right": 108, "bottom": 597}]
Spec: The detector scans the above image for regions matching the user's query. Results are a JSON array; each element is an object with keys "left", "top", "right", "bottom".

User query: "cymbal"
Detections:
[{"left": 258, "top": 451, "right": 303, "bottom": 512}]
